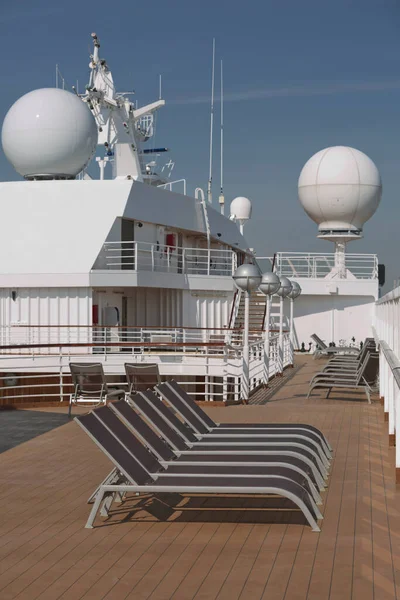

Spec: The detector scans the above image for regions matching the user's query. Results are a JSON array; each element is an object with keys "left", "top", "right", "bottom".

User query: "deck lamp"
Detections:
[
  {"left": 258, "top": 272, "right": 281, "bottom": 385},
  {"left": 274, "top": 276, "right": 293, "bottom": 374},
  {"left": 233, "top": 264, "right": 262, "bottom": 400},
  {"left": 288, "top": 281, "right": 302, "bottom": 365}
]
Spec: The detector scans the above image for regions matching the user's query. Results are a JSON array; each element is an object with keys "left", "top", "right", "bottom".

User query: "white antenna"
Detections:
[
  {"left": 207, "top": 38, "right": 215, "bottom": 205},
  {"left": 56, "top": 64, "right": 58, "bottom": 89},
  {"left": 218, "top": 59, "right": 225, "bottom": 215},
  {"left": 159, "top": 74, "right": 162, "bottom": 100}
]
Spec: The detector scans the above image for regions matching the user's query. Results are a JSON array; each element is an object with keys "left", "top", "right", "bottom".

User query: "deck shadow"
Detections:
[
  {"left": 100, "top": 493, "right": 309, "bottom": 527},
  {"left": 0, "top": 410, "right": 70, "bottom": 453}
]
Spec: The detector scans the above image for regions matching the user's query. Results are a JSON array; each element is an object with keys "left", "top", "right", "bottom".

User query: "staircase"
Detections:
[
  {"left": 233, "top": 291, "right": 267, "bottom": 332},
  {"left": 230, "top": 290, "right": 287, "bottom": 334}
]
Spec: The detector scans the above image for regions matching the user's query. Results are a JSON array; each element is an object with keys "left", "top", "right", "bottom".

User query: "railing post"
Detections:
[
  {"left": 278, "top": 296, "right": 284, "bottom": 375},
  {"left": 59, "top": 347, "right": 64, "bottom": 402},
  {"left": 241, "top": 291, "right": 250, "bottom": 401},
  {"left": 151, "top": 244, "right": 155, "bottom": 271},
  {"left": 134, "top": 242, "right": 137, "bottom": 271},
  {"left": 263, "top": 296, "right": 271, "bottom": 386}
]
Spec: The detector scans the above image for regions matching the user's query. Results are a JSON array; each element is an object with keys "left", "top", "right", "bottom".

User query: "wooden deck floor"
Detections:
[{"left": 1, "top": 355, "right": 399, "bottom": 599}]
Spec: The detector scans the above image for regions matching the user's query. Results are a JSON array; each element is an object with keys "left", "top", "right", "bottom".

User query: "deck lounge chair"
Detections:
[
  {"left": 127, "top": 391, "right": 330, "bottom": 479},
  {"left": 308, "top": 352, "right": 379, "bottom": 403},
  {"left": 110, "top": 399, "right": 326, "bottom": 492},
  {"left": 75, "top": 411, "right": 322, "bottom": 531},
  {"left": 311, "top": 334, "right": 359, "bottom": 359},
  {"left": 156, "top": 380, "right": 332, "bottom": 457},
  {"left": 124, "top": 363, "right": 160, "bottom": 395},
  {"left": 318, "top": 340, "right": 377, "bottom": 374},
  {"left": 92, "top": 404, "right": 322, "bottom": 506},
  {"left": 68, "top": 363, "right": 125, "bottom": 417}
]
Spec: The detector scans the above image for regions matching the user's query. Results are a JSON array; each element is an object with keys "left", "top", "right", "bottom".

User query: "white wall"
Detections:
[
  {"left": 182, "top": 290, "right": 233, "bottom": 329},
  {"left": 0, "top": 287, "right": 92, "bottom": 346},
  {"left": 290, "top": 294, "right": 375, "bottom": 349},
  {"left": 94, "top": 287, "right": 183, "bottom": 327}
]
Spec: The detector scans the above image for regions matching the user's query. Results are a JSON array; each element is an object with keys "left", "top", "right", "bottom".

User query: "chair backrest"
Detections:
[
  {"left": 311, "top": 334, "right": 327, "bottom": 350},
  {"left": 124, "top": 363, "right": 161, "bottom": 395},
  {"left": 93, "top": 405, "right": 161, "bottom": 473},
  {"left": 156, "top": 382, "right": 211, "bottom": 435},
  {"left": 110, "top": 400, "right": 175, "bottom": 462},
  {"left": 69, "top": 363, "right": 107, "bottom": 397},
  {"left": 75, "top": 413, "right": 154, "bottom": 485},
  {"left": 357, "top": 340, "right": 376, "bottom": 363},
  {"left": 165, "top": 381, "right": 216, "bottom": 429},
  {"left": 356, "top": 352, "right": 379, "bottom": 385},
  {"left": 140, "top": 390, "right": 199, "bottom": 444},
  {"left": 359, "top": 353, "right": 379, "bottom": 385},
  {"left": 128, "top": 392, "right": 189, "bottom": 451}
]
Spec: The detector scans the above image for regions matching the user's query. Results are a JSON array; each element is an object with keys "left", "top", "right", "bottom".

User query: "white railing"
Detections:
[
  {"left": 374, "top": 286, "right": 400, "bottom": 480},
  {"left": 0, "top": 332, "right": 292, "bottom": 404},
  {"left": 94, "top": 241, "right": 238, "bottom": 276},
  {"left": 257, "top": 252, "right": 378, "bottom": 280},
  {"left": 0, "top": 325, "right": 265, "bottom": 355},
  {"left": 157, "top": 178, "right": 187, "bottom": 195}
]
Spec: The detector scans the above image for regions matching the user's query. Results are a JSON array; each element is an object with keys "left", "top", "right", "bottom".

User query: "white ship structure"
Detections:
[{"left": 0, "top": 34, "right": 384, "bottom": 405}]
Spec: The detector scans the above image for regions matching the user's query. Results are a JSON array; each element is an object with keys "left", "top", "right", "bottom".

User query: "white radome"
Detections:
[
  {"left": 298, "top": 146, "right": 382, "bottom": 235},
  {"left": 2, "top": 88, "right": 98, "bottom": 178},
  {"left": 230, "top": 196, "right": 252, "bottom": 221}
]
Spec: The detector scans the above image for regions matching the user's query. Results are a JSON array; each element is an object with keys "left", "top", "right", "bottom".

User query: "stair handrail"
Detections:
[
  {"left": 262, "top": 252, "right": 277, "bottom": 331},
  {"left": 228, "top": 288, "right": 242, "bottom": 333}
]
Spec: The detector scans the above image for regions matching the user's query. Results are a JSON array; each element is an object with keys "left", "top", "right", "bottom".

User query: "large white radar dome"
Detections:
[
  {"left": 2, "top": 88, "right": 98, "bottom": 179},
  {"left": 230, "top": 196, "right": 252, "bottom": 221},
  {"left": 298, "top": 146, "right": 382, "bottom": 239}
]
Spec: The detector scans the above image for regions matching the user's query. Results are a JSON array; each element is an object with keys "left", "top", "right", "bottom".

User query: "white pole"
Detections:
[
  {"left": 219, "top": 59, "right": 225, "bottom": 215},
  {"left": 159, "top": 74, "right": 162, "bottom": 100},
  {"left": 279, "top": 295, "right": 284, "bottom": 374},
  {"left": 289, "top": 298, "right": 294, "bottom": 366},
  {"left": 207, "top": 38, "right": 215, "bottom": 205},
  {"left": 242, "top": 291, "right": 250, "bottom": 400},
  {"left": 263, "top": 295, "right": 271, "bottom": 385}
]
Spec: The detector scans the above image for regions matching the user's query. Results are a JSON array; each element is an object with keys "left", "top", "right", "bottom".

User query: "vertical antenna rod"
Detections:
[
  {"left": 219, "top": 59, "right": 225, "bottom": 215},
  {"left": 207, "top": 38, "right": 215, "bottom": 205},
  {"left": 159, "top": 74, "right": 162, "bottom": 100}
]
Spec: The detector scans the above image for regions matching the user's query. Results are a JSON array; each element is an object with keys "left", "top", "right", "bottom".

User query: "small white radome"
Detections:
[{"left": 230, "top": 196, "right": 252, "bottom": 221}]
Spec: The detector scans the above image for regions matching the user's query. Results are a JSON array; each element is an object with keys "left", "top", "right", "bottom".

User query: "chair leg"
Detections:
[
  {"left": 365, "top": 387, "right": 371, "bottom": 404},
  {"left": 326, "top": 388, "right": 331, "bottom": 399},
  {"left": 85, "top": 488, "right": 106, "bottom": 528}
]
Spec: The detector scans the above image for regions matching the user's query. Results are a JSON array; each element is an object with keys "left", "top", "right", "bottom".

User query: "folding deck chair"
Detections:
[
  {"left": 126, "top": 391, "right": 330, "bottom": 481},
  {"left": 75, "top": 411, "right": 323, "bottom": 531},
  {"left": 124, "top": 363, "right": 161, "bottom": 395},
  {"left": 157, "top": 380, "right": 332, "bottom": 456},
  {"left": 68, "top": 363, "right": 125, "bottom": 417},
  {"left": 308, "top": 352, "right": 379, "bottom": 403},
  {"left": 110, "top": 400, "right": 327, "bottom": 492},
  {"left": 311, "top": 334, "right": 359, "bottom": 359},
  {"left": 135, "top": 390, "right": 330, "bottom": 469},
  {"left": 318, "top": 340, "right": 377, "bottom": 374}
]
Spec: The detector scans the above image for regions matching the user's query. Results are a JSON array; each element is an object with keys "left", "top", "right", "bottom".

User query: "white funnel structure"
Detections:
[
  {"left": 298, "top": 146, "right": 382, "bottom": 278},
  {"left": 230, "top": 196, "right": 252, "bottom": 234}
]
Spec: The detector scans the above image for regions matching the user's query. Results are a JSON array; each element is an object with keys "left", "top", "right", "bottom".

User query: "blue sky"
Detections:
[{"left": 1, "top": 0, "right": 400, "bottom": 287}]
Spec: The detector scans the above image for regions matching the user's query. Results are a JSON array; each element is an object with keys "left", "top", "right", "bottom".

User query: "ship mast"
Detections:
[
  {"left": 207, "top": 39, "right": 215, "bottom": 205},
  {"left": 219, "top": 59, "right": 225, "bottom": 215}
]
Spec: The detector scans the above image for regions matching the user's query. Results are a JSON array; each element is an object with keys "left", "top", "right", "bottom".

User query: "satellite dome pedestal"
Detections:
[{"left": 298, "top": 146, "right": 382, "bottom": 279}]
